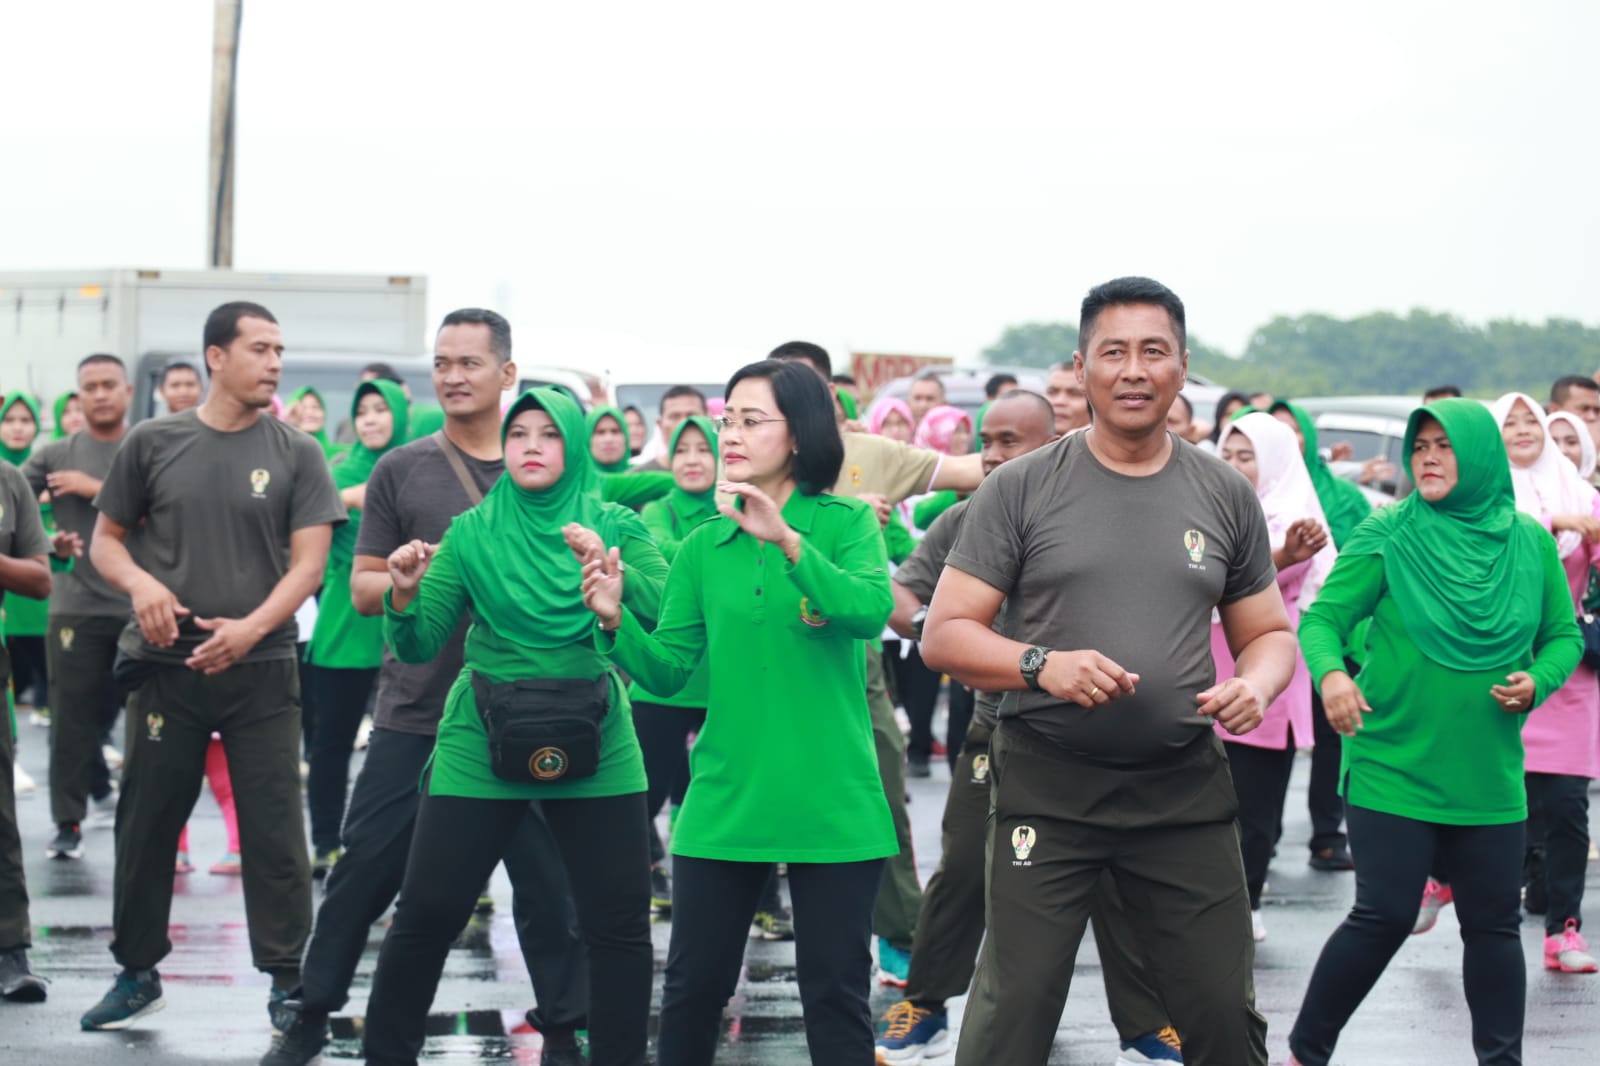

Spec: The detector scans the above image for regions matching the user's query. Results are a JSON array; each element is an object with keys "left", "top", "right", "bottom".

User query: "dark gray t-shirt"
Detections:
[
  {"left": 354, "top": 435, "right": 502, "bottom": 737},
  {"left": 94, "top": 410, "right": 346, "bottom": 664},
  {"left": 22, "top": 433, "right": 133, "bottom": 617},
  {"left": 0, "top": 464, "right": 53, "bottom": 610},
  {"left": 895, "top": 497, "right": 1004, "bottom": 732},
  {"left": 947, "top": 433, "right": 1275, "bottom": 765}
]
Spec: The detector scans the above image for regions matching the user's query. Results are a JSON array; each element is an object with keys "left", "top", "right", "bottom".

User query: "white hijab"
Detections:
[
  {"left": 1546, "top": 409, "right": 1598, "bottom": 481},
  {"left": 1490, "top": 393, "right": 1596, "bottom": 559},
  {"left": 1221, "top": 411, "right": 1337, "bottom": 609}
]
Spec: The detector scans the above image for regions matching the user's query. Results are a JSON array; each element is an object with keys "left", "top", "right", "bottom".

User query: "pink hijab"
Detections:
[
  {"left": 867, "top": 396, "right": 913, "bottom": 436},
  {"left": 913, "top": 404, "right": 973, "bottom": 455}
]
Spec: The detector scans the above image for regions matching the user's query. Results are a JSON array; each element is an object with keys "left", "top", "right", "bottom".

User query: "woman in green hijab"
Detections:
[
  {"left": 633, "top": 416, "right": 719, "bottom": 913},
  {"left": 0, "top": 393, "right": 51, "bottom": 709},
  {"left": 301, "top": 380, "right": 409, "bottom": 874},
  {"left": 1288, "top": 399, "right": 1582, "bottom": 1066},
  {"left": 52, "top": 391, "right": 85, "bottom": 439},
  {"left": 1269, "top": 400, "right": 1373, "bottom": 548},
  {"left": 586, "top": 404, "right": 633, "bottom": 474},
  {"left": 286, "top": 386, "right": 338, "bottom": 457},
  {"left": 363, "top": 387, "right": 666, "bottom": 1066}
]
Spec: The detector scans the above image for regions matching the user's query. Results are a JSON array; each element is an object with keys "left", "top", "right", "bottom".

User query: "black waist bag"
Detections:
[{"left": 471, "top": 672, "right": 610, "bottom": 784}]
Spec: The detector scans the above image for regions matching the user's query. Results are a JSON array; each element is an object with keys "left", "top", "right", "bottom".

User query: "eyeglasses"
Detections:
[{"left": 713, "top": 415, "right": 788, "bottom": 432}]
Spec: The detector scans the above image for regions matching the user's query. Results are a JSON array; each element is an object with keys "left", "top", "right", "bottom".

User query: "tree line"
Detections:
[{"left": 982, "top": 311, "right": 1600, "bottom": 398}]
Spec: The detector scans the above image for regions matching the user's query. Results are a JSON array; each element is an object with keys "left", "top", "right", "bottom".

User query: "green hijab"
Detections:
[
  {"left": 451, "top": 388, "right": 632, "bottom": 651},
  {"left": 1339, "top": 398, "right": 1545, "bottom": 671},
  {"left": 0, "top": 393, "right": 41, "bottom": 465},
  {"left": 1270, "top": 400, "right": 1372, "bottom": 547},
  {"left": 584, "top": 405, "right": 633, "bottom": 474},
  {"left": 837, "top": 389, "right": 859, "bottom": 422},
  {"left": 665, "top": 416, "right": 721, "bottom": 531},
  {"left": 331, "top": 381, "right": 410, "bottom": 490},
  {"left": 288, "top": 386, "right": 332, "bottom": 450},
  {"left": 51, "top": 391, "right": 77, "bottom": 440},
  {"left": 407, "top": 403, "right": 445, "bottom": 442}
]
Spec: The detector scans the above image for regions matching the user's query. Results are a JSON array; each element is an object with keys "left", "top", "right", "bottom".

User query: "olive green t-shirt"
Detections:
[
  {"left": 948, "top": 433, "right": 1275, "bottom": 765},
  {"left": 22, "top": 433, "right": 132, "bottom": 617},
  {"left": 94, "top": 410, "right": 346, "bottom": 665},
  {"left": 0, "top": 463, "right": 53, "bottom": 609}
]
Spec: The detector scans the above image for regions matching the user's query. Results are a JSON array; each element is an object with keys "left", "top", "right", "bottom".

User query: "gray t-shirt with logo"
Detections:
[
  {"left": 894, "top": 496, "right": 1004, "bottom": 731},
  {"left": 23, "top": 433, "right": 133, "bottom": 617},
  {"left": 0, "top": 464, "right": 53, "bottom": 609},
  {"left": 94, "top": 410, "right": 346, "bottom": 665},
  {"left": 354, "top": 435, "right": 502, "bottom": 737},
  {"left": 947, "top": 432, "right": 1275, "bottom": 765}
]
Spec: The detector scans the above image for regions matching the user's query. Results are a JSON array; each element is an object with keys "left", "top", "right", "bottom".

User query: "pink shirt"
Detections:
[
  {"left": 1521, "top": 495, "right": 1600, "bottom": 778},
  {"left": 1213, "top": 558, "right": 1314, "bottom": 751}
]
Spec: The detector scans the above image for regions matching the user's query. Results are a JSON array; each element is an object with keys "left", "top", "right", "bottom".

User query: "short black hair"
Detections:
[
  {"left": 830, "top": 373, "right": 857, "bottom": 387},
  {"left": 769, "top": 340, "right": 832, "bottom": 378},
  {"left": 77, "top": 353, "right": 126, "bottom": 374},
  {"left": 988, "top": 388, "right": 1054, "bottom": 426},
  {"left": 438, "top": 308, "right": 512, "bottom": 364},
  {"left": 659, "top": 385, "right": 708, "bottom": 415},
  {"left": 984, "top": 372, "right": 1019, "bottom": 399},
  {"left": 1550, "top": 375, "right": 1599, "bottom": 406},
  {"left": 1079, "top": 276, "right": 1186, "bottom": 354},
  {"left": 361, "top": 361, "right": 405, "bottom": 385},
  {"left": 1209, "top": 390, "right": 1252, "bottom": 443},
  {"left": 1422, "top": 384, "right": 1463, "bottom": 401},
  {"left": 159, "top": 361, "right": 201, "bottom": 387},
  {"left": 913, "top": 370, "right": 945, "bottom": 390},
  {"left": 203, "top": 301, "right": 278, "bottom": 358},
  {"left": 725, "top": 359, "right": 843, "bottom": 496}
]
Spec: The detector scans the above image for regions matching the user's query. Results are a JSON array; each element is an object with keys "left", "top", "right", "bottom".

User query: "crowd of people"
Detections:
[{"left": 0, "top": 277, "right": 1595, "bottom": 1066}]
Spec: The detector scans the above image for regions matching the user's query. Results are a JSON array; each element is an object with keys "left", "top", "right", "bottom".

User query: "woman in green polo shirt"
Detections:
[
  {"left": 1287, "top": 399, "right": 1582, "bottom": 1066},
  {"left": 301, "top": 380, "right": 409, "bottom": 875},
  {"left": 362, "top": 387, "right": 665, "bottom": 1066},
  {"left": 585, "top": 359, "right": 897, "bottom": 1066}
]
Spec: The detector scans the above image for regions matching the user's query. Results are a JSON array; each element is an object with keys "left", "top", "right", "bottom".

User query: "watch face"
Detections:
[{"left": 1020, "top": 646, "right": 1046, "bottom": 673}]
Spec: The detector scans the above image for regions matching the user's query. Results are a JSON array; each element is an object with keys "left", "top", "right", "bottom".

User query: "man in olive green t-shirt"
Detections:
[{"left": 80, "top": 302, "right": 345, "bottom": 1035}]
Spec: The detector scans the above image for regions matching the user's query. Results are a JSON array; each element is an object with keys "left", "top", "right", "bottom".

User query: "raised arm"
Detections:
[{"left": 384, "top": 533, "right": 469, "bottom": 664}]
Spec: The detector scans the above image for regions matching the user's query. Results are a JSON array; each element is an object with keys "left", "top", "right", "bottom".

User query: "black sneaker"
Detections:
[
  {"left": 1308, "top": 845, "right": 1355, "bottom": 871},
  {"left": 81, "top": 968, "right": 165, "bottom": 1030},
  {"left": 650, "top": 864, "right": 672, "bottom": 916},
  {"left": 260, "top": 997, "right": 329, "bottom": 1066},
  {"left": 751, "top": 905, "right": 796, "bottom": 941},
  {"left": 0, "top": 948, "right": 48, "bottom": 1002},
  {"left": 907, "top": 754, "right": 931, "bottom": 779},
  {"left": 47, "top": 823, "right": 84, "bottom": 861}
]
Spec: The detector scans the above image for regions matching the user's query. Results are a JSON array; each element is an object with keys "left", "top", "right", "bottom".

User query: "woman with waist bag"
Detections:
[
  {"left": 361, "top": 387, "right": 667, "bottom": 1066},
  {"left": 584, "top": 359, "right": 897, "bottom": 1066}
]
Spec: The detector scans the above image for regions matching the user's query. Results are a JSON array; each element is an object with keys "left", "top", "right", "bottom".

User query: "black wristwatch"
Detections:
[
  {"left": 1019, "top": 645, "right": 1050, "bottom": 691},
  {"left": 910, "top": 605, "right": 929, "bottom": 640}
]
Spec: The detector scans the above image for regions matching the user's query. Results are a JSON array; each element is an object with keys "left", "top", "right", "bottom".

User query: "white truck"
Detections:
[{"left": 0, "top": 268, "right": 433, "bottom": 432}]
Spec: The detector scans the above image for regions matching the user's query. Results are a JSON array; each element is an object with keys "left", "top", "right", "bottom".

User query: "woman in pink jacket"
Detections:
[
  {"left": 1214, "top": 412, "right": 1336, "bottom": 943},
  {"left": 1494, "top": 396, "right": 1599, "bottom": 973}
]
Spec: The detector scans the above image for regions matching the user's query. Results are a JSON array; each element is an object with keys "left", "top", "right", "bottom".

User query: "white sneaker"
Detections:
[
  {"left": 354, "top": 716, "right": 373, "bottom": 751},
  {"left": 13, "top": 763, "right": 36, "bottom": 794},
  {"left": 89, "top": 788, "right": 118, "bottom": 828},
  {"left": 1251, "top": 909, "right": 1267, "bottom": 942},
  {"left": 102, "top": 744, "right": 124, "bottom": 771}
]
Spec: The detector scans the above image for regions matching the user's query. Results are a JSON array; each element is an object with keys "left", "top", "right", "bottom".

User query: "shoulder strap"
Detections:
[{"left": 433, "top": 430, "right": 485, "bottom": 506}]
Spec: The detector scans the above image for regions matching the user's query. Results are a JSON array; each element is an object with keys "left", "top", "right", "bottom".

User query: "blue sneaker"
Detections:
[
  {"left": 1117, "top": 1025, "right": 1184, "bottom": 1064},
  {"left": 875, "top": 1000, "right": 949, "bottom": 1063},
  {"left": 876, "top": 937, "right": 911, "bottom": 988},
  {"left": 81, "top": 969, "right": 165, "bottom": 1030}
]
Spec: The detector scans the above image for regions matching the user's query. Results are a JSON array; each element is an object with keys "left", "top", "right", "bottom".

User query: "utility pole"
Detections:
[{"left": 207, "top": 0, "right": 242, "bottom": 268}]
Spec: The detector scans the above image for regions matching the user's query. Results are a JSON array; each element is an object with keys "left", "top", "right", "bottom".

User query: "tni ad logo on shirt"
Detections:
[
  {"left": 1011, "top": 824, "right": 1036, "bottom": 865},
  {"left": 1184, "top": 529, "right": 1207, "bottom": 570},
  {"left": 250, "top": 468, "right": 271, "bottom": 498}
]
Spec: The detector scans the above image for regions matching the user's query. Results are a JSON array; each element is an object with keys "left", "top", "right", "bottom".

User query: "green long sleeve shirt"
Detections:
[
  {"left": 598, "top": 491, "right": 898, "bottom": 863},
  {"left": 631, "top": 497, "right": 713, "bottom": 708},
  {"left": 385, "top": 524, "right": 666, "bottom": 800},
  {"left": 1299, "top": 546, "right": 1581, "bottom": 825}
]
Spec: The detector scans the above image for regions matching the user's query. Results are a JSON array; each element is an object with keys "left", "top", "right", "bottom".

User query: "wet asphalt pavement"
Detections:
[{"left": 3, "top": 716, "right": 1598, "bottom": 1065}]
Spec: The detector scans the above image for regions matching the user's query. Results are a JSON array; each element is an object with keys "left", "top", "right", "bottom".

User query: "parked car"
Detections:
[{"left": 1292, "top": 395, "right": 1418, "bottom": 501}]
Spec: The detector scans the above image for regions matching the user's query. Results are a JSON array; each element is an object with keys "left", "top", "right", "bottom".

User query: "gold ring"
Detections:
[{"left": 1089, "top": 686, "right": 1101, "bottom": 699}]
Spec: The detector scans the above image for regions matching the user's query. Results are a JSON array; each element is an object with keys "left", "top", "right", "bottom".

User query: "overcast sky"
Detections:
[{"left": 4, "top": 1, "right": 1597, "bottom": 379}]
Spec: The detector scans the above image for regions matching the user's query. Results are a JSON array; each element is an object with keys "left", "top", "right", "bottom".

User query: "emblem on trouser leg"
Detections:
[
  {"left": 971, "top": 753, "right": 990, "bottom": 784},
  {"left": 1011, "top": 825, "right": 1036, "bottom": 862}
]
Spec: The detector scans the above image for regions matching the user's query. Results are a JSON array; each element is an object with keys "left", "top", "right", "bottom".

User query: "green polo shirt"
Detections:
[{"left": 599, "top": 490, "right": 898, "bottom": 863}]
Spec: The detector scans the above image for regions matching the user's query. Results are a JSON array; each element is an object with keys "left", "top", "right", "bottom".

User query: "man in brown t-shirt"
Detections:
[
  {"left": 81, "top": 302, "right": 345, "bottom": 1034},
  {"left": 925, "top": 278, "right": 1297, "bottom": 1066}
]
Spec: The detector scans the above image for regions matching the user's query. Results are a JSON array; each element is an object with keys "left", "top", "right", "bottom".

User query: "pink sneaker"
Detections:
[
  {"left": 174, "top": 851, "right": 195, "bottom": 875},
  {"left": 1544, "top": 919, "right": 1598, "bottom": 973},
  {"left": 1411, "top": 878, "right": 1453, "bottom": 935}
]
